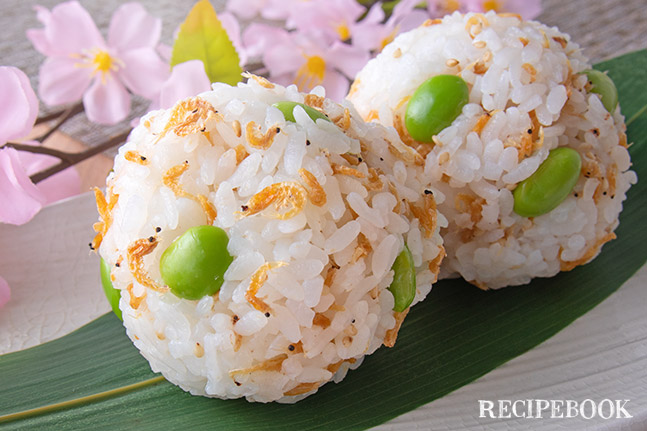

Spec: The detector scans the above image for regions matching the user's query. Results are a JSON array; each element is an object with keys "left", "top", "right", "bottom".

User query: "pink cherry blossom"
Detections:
[
  {"left": 226, "top": 0, "right": 305, "bottom": 23},
  {"left": 242, "top": 23, "right": 289, "bottom": 63},
  {"left": 27, "top": 1, "right": 168, "bottom": 125},
  {"left": 462, "top": 0, "right": 542, "bottom": 19},
  {"left": 158, "top": 60, "right": 212, "bottom": 110},
  {"left": 0, "top": 147, "right": 46, "bottom": 225},
  {"left": 0, "top": 146, "right": 80, "bottom": 225},
  {"left": 0, "top": 66, "right": 80, "bottom": 225},
  {"left": 15, "top": 143, "right": 81, "bottom": 206},
  {"left": 246, "top": 27, "right": 369, "bottom": 101},
  {"left": 0, "top": 275, "right": 9, "bottom": 309},
  {"left": 353, "top": 0, "right": 429, "bottom": 52},
  {"left": 0, "top": 67, "right": 39, "bottom": 144},
  {"left": 291, "top": 0, "right": 366, "bottom": 43},
  {"left": 427, "top": 0, "right": 470, "bottom": 16}
]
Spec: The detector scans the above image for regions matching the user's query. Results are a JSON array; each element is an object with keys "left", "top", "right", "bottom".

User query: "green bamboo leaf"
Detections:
[
  {"left": 170, "top": 0, "right": 242, "bottom": 86},
  {"left": 0, "top": 50, "right": 646, "bottom": 430}
]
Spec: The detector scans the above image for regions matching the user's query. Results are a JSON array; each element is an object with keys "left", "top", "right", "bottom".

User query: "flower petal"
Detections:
[
  {"left": 83, "top": 76, "right": 131, "bottom": 125},
  {"left": 0, "top": 148, "right": 45, "bottom": 225},
  {"left": 292, "top": 0, "right": 365, "bottom": 40},
  {"left": 28, "top": 1, "right": 105, "bottom": 57},
  {"left": 35, "top": 167, "right": 81, "bottom": 206},
  {"left": 264, "top": 0, "right": 296, "bottom": 21},
  {"left": 26, "top": 6, "right": 54, "bottom": 55},
  {"left": 226, "top": 0, "right": 267, "bottom": 20},
  {"left": 157, "top": 43, "right": 172, "bottom": 63},
  {"left": 351, "top": 23, "right": 387, "bottom": 52},
  {"left": 505, "top": 0, "right": 542, "bottom": 19},
  {"left": 321, "top": 69, "right": 349, "bottom": 102},
  {"left": 327, "top": 42, "right": 370, "bottom": 78},
  {"left": 243, "top": 23, "right": 293, "bottom": 61},
  {"left": 0, "top": 67, "right": 39, "bottom": 143},
  {"left": 395, "top": 10, "right": 428, "bottom": 33},
  {"left": 16, "top": 142, "right": 81, "bottom": 205},
  {"left": 254, "top": 29, "right": 308, "bottom": 78},
  {"left": 38, "top": 56, "right": 91, "bottom": 106},
  {"left": 362, "top": 2, "right": 386, "bottom": 25},
  {"left": 0, "top": 275, "right": 10, "bottom": 309},
  {"left": 159, "top": 60, "right": 212, "bottom": 109},
  {"left": 117, "top": 48, "right": 169, "bottom": 98},
  {"left": 108, "top": 2, "right": 161, "bottom": 51}
]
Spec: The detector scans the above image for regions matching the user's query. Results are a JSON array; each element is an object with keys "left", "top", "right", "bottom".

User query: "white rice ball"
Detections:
[
  {"left": 94, "top": 76, "right": 445, "bottom": 402},
  {"left": 348, "top": 12, "right": 635, "bottom": 289}
]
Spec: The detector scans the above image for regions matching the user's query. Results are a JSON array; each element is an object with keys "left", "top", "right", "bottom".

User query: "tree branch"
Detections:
[
  {"left": 35, "top": 103, "right": 85, "bottom": 143},
  {"left": 34, "top": 102, "right": 84, "bottom": 126},
  {"left": 1, "top": 142, "right": 74, "bottom": 162},
  {"left": 29, "top": 130, "right": 131, "bottom": 184}
]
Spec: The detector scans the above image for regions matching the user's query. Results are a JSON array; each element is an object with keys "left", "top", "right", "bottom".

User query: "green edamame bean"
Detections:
[
  {"left": 582, "top": 69, "right": 618, "bottom": 113},
  {"left": 160, "top": 226, "right": 233, "bottom": 300},
  {"left": 388, "top": 244, "right": 416, "bottom": 312},
  {"left": 405, "top": 75, "right": 469, "bottom": 143},
  {"left": 272, "top": 101, "right": 331, "bottom": 123},
  {"left": 513, "top": 147, "right": 582, "bottom": 218},
  {"left": 100, "top": 257, "right": 123, "bottom": 320}
]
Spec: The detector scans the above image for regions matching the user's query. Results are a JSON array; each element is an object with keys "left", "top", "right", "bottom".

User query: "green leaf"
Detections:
[
  {"left": 170, "top": 0, "right": 242, "bottom": 86},
  {"left": 1, "top": 50, "right": 646, "bottom": 430}
]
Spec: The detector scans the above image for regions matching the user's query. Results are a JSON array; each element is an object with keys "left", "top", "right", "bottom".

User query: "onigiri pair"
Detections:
[{"left": 94, "top": 11, "right": 634, "bottom": 403}]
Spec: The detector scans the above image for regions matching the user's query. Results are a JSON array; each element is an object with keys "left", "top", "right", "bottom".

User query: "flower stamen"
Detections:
[
  {"left": 483, "top": 0, "right": 503, "bottom": 12},
  {"left": 336, "top": 23, "right": 351, "bottom": 41},
  {"left": 380, "top": 26, "right": 400, "bottom": 52},
  {"left": 72, "top": 48, "right": 123, "bottom": 84},
  {"left": 294, "top": 55, "right": 326, "bottom": 92},
  {"left": 438, "top": 0, "right": 461, "bottom": 14}
]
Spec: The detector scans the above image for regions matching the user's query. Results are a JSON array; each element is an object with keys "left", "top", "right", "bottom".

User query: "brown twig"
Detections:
[
  {"left": 34, "top": 103, "right": 85, "bottom": 143},
  {"left": 2, "top": 142, "right": 72, "bottom": 160},
  {"left": 28, "top": 129, "right": 131, "bottom": 184},
  {"left": 34, "top": 102, "right": 84, "bottom": 126}
]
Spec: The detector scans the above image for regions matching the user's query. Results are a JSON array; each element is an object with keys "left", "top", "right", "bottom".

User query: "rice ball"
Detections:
[
  {"left": 94, "top": 75, "right": 445, "bottom": 402},
  {"left": 348, "top": 12, "right": 635, "bottom": 289}
]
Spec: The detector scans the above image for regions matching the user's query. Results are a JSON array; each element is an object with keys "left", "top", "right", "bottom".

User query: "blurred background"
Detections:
[{"left": 1, "top": 0, "right": 645, "bottom": 188}]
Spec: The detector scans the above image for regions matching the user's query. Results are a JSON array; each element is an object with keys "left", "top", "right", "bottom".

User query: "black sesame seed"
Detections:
[
  {"left": 88, "top": 242, "right": 94, "bottom": 250},
  {"left": 148, "top": 236, "right": 155, "bottom": 243},
  {"left": 424, "top": 189, "right": 433, "bottom": 195},
  {"left": 233, "top": 315, "right": 239, "bottom": 322},
  {"left": 351, "top": 319, "right": 356, "bottom": 324},
  {"left": 140, "top": 155, "right": 147, "bottom": 161},
  {"left": 574, "top": 193, "right": 579, "bottom": 197},
  {"left": 234, "top": 381, "right": 241, "bottom": 386},
  {"left": 115, "top": 262, "right": 120, "bottom": 268},
  {"left": 265, "top": 312, "right": 271, "bottom": 317},
  {"left": 288, "top": 344, "right": 295, "bottom": 351},
  {"left": 184, "top": 160, "right": 189, "bottom": 164},
  {"left": 241, "top": 205, "right": 249, "bottom": 211},
  {"left": 603, "top": 191, "right": 607, "bottom": 195},
  {"left": 527, "top": 129, "right": 532, "bottom": 134},
  {"left": 275, "top": 127, "right": 281, "bottom": 133},
  {"left": 379, "top": 157, "right": 384, "bottom": 161},
  {"left": 156, "top": 227, "right": 162, "bottom": 233},
  {"left": 306, "top": 140, "right": 311, "bottom": 146},
  {"left": 192, "top": 109, "right": 198, "bottom": 114},
  {"left": 358, "top": 157, "right": 363, "bottom": 162}
]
